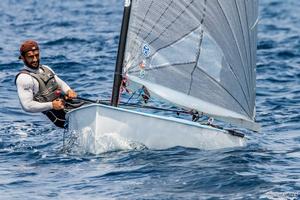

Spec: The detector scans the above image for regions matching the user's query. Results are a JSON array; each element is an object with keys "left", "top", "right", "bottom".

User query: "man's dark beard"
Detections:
[{"left": 24, "top": 58, "right": 40, "bottom": 69}]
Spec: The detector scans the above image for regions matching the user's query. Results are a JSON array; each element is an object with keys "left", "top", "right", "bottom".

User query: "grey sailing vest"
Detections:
[{"left": 16, "top": 65, "right": 60, "bottom": 103}]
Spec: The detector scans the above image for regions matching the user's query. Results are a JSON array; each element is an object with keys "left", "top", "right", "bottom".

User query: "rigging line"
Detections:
[
  {"left": 188, "top": 0, "right": 207, "bottom": 95},
  {"left": 118, "top": 102, "right": 193, "bottom": 115},
  {"left": 129, "top": 61, "right": 196, "bottom": 73},
  {"left": 216, "top": 0, "right": 251, "bottom": 99},
  {"left": 126, "top": 89, "right": 139, "bottom": 103}
]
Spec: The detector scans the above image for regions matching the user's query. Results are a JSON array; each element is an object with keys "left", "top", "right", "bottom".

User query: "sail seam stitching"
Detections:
[
  {"left": 149, "top": 0, "right": 194, "bottom": 45},
  {"left": 195, "top": 67, "right": 251, "bottom": 118},
  {"left": 216, "top": 0, "right": 251, "bottom": 98},
  {"left": 244, "top": 0, "right": 255, "bottom": 114},
  {"left": 129, "top": 0, "right": 174, "bottom": 65},
  {"left": 129, "top": 61, "right": 196, "bottom": 73},
  {"left": 216, "top": 0, "right": 252, "bottom": 115},
  {"left": 234, "top": 0, "right": 252, "bottom": 113},
  {"left": 188, "top": 0, "right": 207, "bottom": 95}
]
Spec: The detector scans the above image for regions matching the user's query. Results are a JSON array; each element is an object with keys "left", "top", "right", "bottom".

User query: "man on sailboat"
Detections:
[{"left": 15, "top": 40, "right": 81, "bottom": 128}]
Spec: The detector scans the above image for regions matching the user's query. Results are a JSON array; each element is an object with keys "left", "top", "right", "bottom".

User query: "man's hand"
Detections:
[
  {"left": 52, "top": 99, "right": 65, "bottom": 110},
  {"left": 66, "top": 89, "right": 77, "bottom": 100}
]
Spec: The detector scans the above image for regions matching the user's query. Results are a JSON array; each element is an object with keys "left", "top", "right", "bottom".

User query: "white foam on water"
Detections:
[
  {"left": 16, "top": 131, "right": 28, "bottom": 138},
  {"left": 67, "top": 127, "right": 146, "bottom": 154}
]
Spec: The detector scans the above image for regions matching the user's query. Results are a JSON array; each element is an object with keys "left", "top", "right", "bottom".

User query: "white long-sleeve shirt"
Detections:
[{"left": 16, "top": 65, "right": 71, "bottom": 113}]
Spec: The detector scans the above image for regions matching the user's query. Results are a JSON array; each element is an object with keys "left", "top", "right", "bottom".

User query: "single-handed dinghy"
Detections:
[{"left": 67, "top": 0, "right": 260, "bottom": 153}]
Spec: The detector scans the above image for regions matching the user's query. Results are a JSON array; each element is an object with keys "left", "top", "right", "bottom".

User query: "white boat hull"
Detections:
[{"left": 66, "top": 104, "right": 245, "bottom": 153}]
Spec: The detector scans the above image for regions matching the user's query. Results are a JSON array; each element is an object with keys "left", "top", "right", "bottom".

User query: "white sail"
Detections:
[{"left": 123, "top": 0, "right": 260, "bottom": 131}]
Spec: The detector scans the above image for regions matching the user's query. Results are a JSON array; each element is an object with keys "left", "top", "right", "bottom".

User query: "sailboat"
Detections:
[{"left": 66, "top": 0, "right": 260, "bottom": 153}]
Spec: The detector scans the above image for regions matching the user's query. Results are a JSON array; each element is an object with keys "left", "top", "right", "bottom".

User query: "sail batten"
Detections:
[{"left": 123, "top": 0, "right": 259, "bottom": 130}]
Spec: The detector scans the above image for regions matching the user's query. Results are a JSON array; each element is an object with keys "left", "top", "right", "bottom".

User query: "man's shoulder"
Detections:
[
  {"left": 41, "top": 65, "right": 55, "bottom": 74},
  {"left": 16, "top": 70, "right": 32, "bottom": 80},
  {"left": 15, "top": 73, "right": 34, "bottom": 86}
]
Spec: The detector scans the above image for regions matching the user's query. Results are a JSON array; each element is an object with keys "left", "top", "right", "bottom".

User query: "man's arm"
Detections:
[
  {"left": 55, "top": 75, "right": 77, "bottom": 99},
  {"left": 54, "top": 75, "right": 71, "bottom": 93},
  {"left": 16, "top": 74, "right": 53, "bottom": 113}
]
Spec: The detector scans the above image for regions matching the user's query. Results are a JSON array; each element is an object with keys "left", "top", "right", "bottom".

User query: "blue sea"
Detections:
[{"left": 0, "top": 0, "right": 299, "bottom": 199}]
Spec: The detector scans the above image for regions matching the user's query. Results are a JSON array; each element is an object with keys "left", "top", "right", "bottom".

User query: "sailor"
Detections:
[{"left": 15, "top": 40, "right": 80, "bottom": 128}]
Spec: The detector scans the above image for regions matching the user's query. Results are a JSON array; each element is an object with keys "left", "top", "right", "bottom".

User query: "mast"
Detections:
[{"left": 111, "top": 0, "right": 132, "bottom": 106}]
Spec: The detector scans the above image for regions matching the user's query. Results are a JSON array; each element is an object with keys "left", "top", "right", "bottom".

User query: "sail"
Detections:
[{"left": 123, "top": 0, "right": 259, "bottom": 131}]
